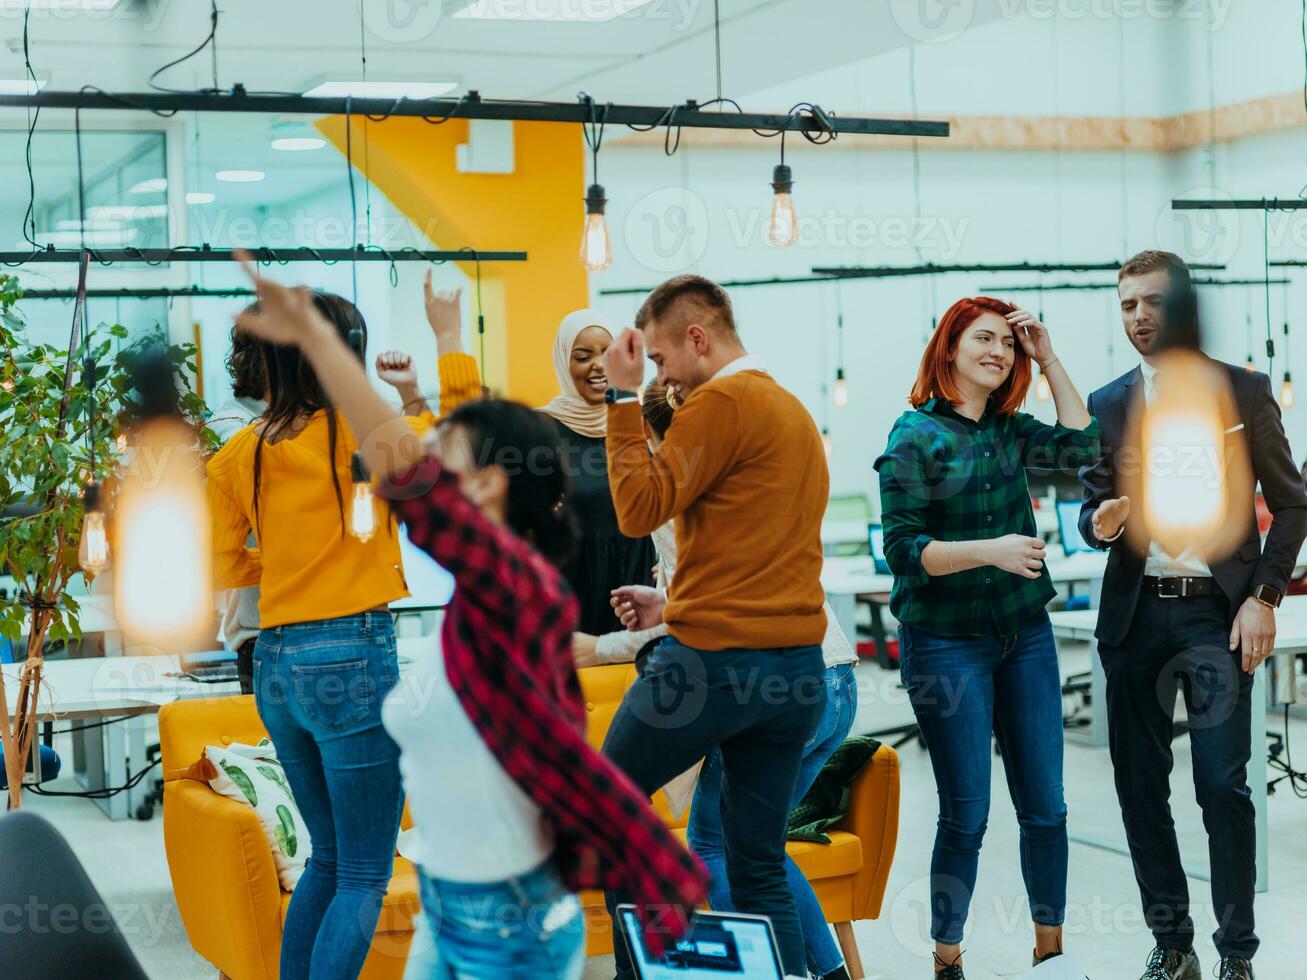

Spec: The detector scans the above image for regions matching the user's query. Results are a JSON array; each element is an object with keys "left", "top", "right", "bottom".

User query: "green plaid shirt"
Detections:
[{"left": 874, "top": 398, "right": 1100, "bottom": 637}]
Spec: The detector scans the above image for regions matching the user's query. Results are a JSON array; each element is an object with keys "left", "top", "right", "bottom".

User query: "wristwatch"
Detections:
[
  {"left": 1252, "top": 584, "right": 1284, "bottom": 609},
  {"left": 604, "top": 387, "right": 638, "bottom": 404}
]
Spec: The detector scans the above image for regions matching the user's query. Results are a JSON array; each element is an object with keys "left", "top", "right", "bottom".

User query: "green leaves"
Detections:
[{"left": 0, "top": 272, "right": 214, "bottom": 645}]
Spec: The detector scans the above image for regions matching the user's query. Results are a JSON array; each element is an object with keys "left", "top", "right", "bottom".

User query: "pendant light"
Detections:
[
  {"left": 580, "top": 97, "right": 612, "bottom": 272},
  {"left": 769, "top": 162, "right": 798, "bottom": 248},
  {"left": 1244, "top": 312, "right": 1255, "bottom": 370},
  {"left": 1281, "top": 319, "right": 1294, "bottom": 409},
  {"left": 349, "top": 453, "right": 378, "bottom": 543},
  {"left": 113, "top": 349, "right": 212, "bottom": 651},
  {"left": 821, "top": 426, "right": 833, "bottom": 462},
  {"left": 832, "top": 286, "right": 848, "bottom": 408}
]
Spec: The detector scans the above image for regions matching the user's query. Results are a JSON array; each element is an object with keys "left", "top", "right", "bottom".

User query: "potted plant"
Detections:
[{"left": 0, "top": 273, "right": 212, "bottom": 808}]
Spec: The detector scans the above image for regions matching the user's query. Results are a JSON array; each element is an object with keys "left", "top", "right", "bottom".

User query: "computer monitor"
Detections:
[
  {"left": 390, "top": 531, "right": 456, "bottom": 611},
  {"left": 617, "top": 906, "right": 784, "bottom": 980},
  {"left": 1056, "top": 500, "right": 1094, "bottom": 557},
  {"left": 868, "top": 523, "right": 891, "bottom": 575}
]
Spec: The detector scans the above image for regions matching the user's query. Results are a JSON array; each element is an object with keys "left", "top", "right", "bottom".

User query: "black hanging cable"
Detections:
[
  {"left": 149, "top": 0, "right": 220, "bottom": 94},
  {"left": 1265, "top": 213, "right": 1276, "bottom": 375},
  {"left": 345, "top": 95, "right": 359, "bottom": 304},
  {"left": 357, "top": 0, "right": 374, "bottom": 246},
  {"left": 713, "top": 0, "right": 723, "bottom": 104},
  {"left": 21, "top": 3, "right": 40, "bottom": 249},
  {"left": 74, "top": 106, "right": 87, "bottom": 256}
]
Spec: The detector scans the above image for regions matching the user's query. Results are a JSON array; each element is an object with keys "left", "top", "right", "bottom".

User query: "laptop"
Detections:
[
  {"left": 867, "top": 523, "right": 891, "bottom": 575},
  {"left": 617, "top": 905, "right": 784, "bottom": 980},
  {"left": 1055, "top": 500, "right": 1094, "bottom": 557},
  {"left": 179, "top": 649, "right": 240, "bottom": 684}
]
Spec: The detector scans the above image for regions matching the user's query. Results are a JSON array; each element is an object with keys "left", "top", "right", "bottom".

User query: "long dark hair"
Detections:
[
  {"left": 252, "top": 292, "right": 366, "bottom": 538},
  {"left": 443, "top": 399, "right": 577, "bottom": 567},
  {"left": 226, "top": 320, "right": 265, "bottom": 401}
]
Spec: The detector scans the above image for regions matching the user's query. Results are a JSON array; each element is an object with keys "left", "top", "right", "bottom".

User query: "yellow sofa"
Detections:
[{"left": 159, "top": 666, "right": 899, "bottom": 980}]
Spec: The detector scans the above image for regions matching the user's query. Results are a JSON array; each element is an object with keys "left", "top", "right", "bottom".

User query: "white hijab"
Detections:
[{"left": 538, "top": 309, "right": 614, "bottom": 438}]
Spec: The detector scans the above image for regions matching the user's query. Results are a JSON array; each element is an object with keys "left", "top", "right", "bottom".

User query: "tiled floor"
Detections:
[{"left": 23, "top": 642, "right": 1307, "bottom": 979}]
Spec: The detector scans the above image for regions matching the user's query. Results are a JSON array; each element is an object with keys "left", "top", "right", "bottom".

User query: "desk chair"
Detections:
[{"left": 0, "top": 811, "right": 149, "bottom": 980}]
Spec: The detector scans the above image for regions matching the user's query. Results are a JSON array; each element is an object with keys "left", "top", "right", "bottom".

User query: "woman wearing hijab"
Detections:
[{"left": 539, "top": 309, "right": 656, "bottom": 640}]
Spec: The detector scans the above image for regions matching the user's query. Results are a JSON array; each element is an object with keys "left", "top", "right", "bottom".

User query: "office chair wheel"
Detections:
[{"left": 134, "top": 802, "right": 154, "bottom": 821}]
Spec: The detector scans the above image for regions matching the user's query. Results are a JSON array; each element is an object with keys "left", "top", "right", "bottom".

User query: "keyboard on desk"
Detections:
[{"left": 184, "top": 664, "right": 239, "bottom": 684}]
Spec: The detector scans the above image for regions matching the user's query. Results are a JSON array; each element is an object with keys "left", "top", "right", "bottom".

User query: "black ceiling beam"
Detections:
[
  {"left": 0, "top": 247, "right": 526, "bottom": 266},
  {"left": 0, "top": 90, "right": 950, "bottom": 139},
  {"left": 17, "top": 286, "right": 258, "bottom": 300},
  {"left": 981, "top": 277, "right": 1291, "bottom": 292},
  {"left": 1270, "top": 260, "right": 1307, "bottom": 267},
  {"left": 1172, "top": 199, "right": 1307, "bottom": 211},
  {"left": 812, "top": 261, "right": 1228, "bottom": 279}
]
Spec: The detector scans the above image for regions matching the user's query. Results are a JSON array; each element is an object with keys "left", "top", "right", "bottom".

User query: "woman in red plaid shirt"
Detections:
[{"left": 231, "top": 254, "right": 706, "bottom": 979}]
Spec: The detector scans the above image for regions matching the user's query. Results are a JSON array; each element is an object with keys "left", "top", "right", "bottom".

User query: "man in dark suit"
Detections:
[{"left": 1078, "top": 250, "right": 1307, "bottom": 980}]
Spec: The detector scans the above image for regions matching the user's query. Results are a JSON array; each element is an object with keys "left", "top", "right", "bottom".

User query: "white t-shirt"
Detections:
[{"left": 381, "top": 634, "right": 554, "bottom": 882}]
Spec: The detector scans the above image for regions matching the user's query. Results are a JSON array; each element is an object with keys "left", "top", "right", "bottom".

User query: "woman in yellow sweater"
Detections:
[{"left": 206, "top": 283, "right": 478, "bottom": 980}]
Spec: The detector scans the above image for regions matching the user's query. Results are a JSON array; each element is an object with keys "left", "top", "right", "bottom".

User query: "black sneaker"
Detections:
[
  {"left": 1141, "top": 945, "right": 1202, "bottom": 980},
  {"left": 934, "top": 951, "right": 965, "bottom": 979},
  {"left": 1034, "top": 948, "right": 1063, "bottom": 966},
  {"left": 1216, "top": 958, "right": 1253, "bottom": 979}
]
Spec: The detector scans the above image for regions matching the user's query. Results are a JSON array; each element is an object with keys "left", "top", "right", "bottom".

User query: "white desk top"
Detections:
[
  {"left": 822, "top": 549, "right": 1107, "bottom": 597},
  {"left": 1050, "top": 594, "right": 1307, "bottom": 655},
  {"left": 3, "top": 637, "right": 432, "bottom": 721}
]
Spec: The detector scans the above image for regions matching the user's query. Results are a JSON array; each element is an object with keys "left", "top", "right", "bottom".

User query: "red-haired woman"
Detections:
[{"left": 873, "top": 298, "right": 1098, "bottom": 978}]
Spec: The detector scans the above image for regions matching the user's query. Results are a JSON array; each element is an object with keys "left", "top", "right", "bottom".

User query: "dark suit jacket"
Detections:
[{"left": 1078, "top": 361, "right": 1307, "bottom": 646}]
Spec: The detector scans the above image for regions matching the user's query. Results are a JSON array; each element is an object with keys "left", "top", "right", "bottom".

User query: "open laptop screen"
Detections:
[{"left": 617, "top": 906, "right": 784, "bottom": 980}]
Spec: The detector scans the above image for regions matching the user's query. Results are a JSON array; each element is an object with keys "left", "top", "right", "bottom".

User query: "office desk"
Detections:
[
  {"left": 3, "top": 638, "right": 432, "bottom": 819},
  {"left": 1050, "top": 597, "right": 1307, "bottom": 894}
]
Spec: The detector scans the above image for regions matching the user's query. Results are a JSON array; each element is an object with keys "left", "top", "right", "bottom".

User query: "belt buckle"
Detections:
[{"left": 1157, "top": 577, "right": 1185, "bottom": 599}]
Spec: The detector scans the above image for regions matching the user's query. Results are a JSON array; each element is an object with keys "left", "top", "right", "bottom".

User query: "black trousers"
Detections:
[
  {"left": 600, "top": 637, "right": 825, "bottom": 979},
  {"left": 236, "top": 637, "right": 257, "bottom": 696},
  {"left": 1098, "top": 589, "right": 1258, "bottom": 960}
]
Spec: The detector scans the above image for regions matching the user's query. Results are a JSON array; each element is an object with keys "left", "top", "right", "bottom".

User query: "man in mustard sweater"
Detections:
[{"left": 601, "top": 275, "right": 830, "bottom": 980}]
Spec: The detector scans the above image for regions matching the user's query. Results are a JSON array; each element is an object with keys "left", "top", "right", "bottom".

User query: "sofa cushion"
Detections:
[{"left": 279, "top": 855, "right": 422, "bottom": 934}]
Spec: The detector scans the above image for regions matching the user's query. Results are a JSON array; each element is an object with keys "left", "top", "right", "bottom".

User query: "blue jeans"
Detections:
[
  {"left": 898, "top": 611, "right": 1067, "bottom": 946},
  {"left": 252, "top": 611, "right": 404, "bottom": 980},
  {"left": 403, "top": 860, "right": 584, "bottom": 980},
  {"left": 601, "top": 638, "right": 826, "bottom": 979},
  {"left": 687, "top": 661, "right": 857, "bottom": 977}
]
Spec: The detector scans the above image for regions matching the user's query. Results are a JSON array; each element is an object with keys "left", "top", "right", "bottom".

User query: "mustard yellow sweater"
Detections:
[{"left": 606, "top": 369, "right": 829, "bottom": 651}]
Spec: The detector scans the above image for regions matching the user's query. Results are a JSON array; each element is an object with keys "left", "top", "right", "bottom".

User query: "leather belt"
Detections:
[{"left": 1143, "top": 575, "right": 1218, "bottom": 599}]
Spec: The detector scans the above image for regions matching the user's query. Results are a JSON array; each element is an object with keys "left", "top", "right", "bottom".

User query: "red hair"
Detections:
[{"left": 908, "top": 296, "right": 1031, "bottom": 415}]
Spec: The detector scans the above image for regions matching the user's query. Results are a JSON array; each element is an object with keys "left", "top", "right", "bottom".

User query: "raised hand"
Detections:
[
  {"left": 1006, "top": 308, "right": 1055, "bottom": 368},
  {"left": 374, "top": 350, "right": 418, "bottom": 390},
  {"left": 233, "top": 250, "right": 329, "bottom": 346},
  {"left": 603, "top": 327, "right": 645, "bottom": 392},
  {"left": 423, "top": 271, "right": 463, "bottom": 351}
]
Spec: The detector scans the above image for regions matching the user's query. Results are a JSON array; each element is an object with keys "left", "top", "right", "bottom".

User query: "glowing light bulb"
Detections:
[
  {"left": 580, "top": 184, "right": 612, "bottom": 272},
  {"left": 1281, "top": 372, "right": 1294, "bottom": 409},
  {"left": 1122, "top": 349, "right": 1252, "bottom": 562},
  {"left": 768, "top": 164, "right": 798, "bottom": 248},
  {"left": 113, "top": 418, "right": 211, "bottom": 650},
  {"left": 78, "top": 484, "right": 110, "bottom": 577},
  {"left": 1244, "top": 355, "right": 1255, "bottom": 372},
  {"left": 821, "top": 428, "right": 833, "bottom": 462},
  {"left": 832, "top": 370, "right": 848, "bottom": 409},
  {"left": 1036, "top": 372, "right": 1051, "bottom": 402},
  {"left": 350, "top": 454, "right": 377, "bottom": 543}
]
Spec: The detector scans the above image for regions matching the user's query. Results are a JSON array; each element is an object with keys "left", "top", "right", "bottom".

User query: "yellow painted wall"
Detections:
[{"left": 317, "top": 116, "right": 589, "bottom": 407}]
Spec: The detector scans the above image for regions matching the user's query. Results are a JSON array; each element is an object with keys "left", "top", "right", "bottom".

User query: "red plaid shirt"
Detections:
[{"left": 380, "top": 455, "right": 707, "bottom": 956}]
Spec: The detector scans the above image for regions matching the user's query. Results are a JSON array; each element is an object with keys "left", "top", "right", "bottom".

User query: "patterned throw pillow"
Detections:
[{"left": 204, "top": 739, "right": 312, "bottom": 890}]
